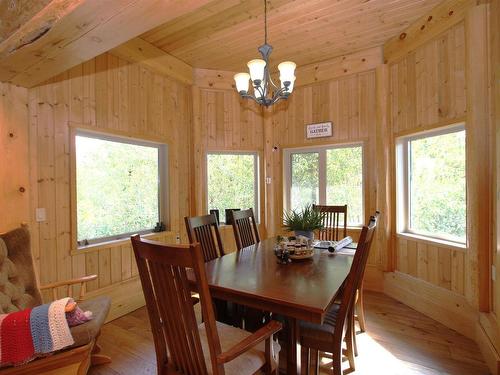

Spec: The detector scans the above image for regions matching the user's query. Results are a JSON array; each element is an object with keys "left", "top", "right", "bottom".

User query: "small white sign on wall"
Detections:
[{"left": 306, "top": 121, "right": 333, "bottom": 139}]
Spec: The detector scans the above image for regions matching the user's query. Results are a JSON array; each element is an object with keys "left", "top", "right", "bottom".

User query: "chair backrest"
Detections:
[
  {"left": 357, "top": 211, "right": 380, "bottom": 288},
  {"left": 313, "top": 204, "right": 347, "bottom": 241},
  {"left": 185, "top": 214, "right": 225, "bottom": 262},
  {"left": 231, "top": 208, "right": 260, "bottom": 251},
  {"left": 131, "top": 236, "right": 224, "bottom": 375},
  {"left": 0, "top": 226, "right": 43, "bottom": 313},
  {"left": 333, "top": 214, "right": 377, "bottom": 342}
]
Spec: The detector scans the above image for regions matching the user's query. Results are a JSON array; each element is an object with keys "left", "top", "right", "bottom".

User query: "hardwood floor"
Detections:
[{"left": 90, "top": 291, "right": 489, "bottom": 375}]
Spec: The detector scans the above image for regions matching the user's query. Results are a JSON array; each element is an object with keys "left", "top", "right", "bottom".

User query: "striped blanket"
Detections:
[{"left": 0, "top": 297, "right": 74, "bottom": 367}]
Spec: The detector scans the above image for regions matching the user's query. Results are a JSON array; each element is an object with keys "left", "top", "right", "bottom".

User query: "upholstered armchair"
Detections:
[{"left": 0, "top": 225, "right": 111, "bottom": 375}]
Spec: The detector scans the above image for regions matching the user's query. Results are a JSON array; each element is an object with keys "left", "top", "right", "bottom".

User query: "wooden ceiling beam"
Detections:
[
  {"left": 110, "top": 38, "right": 193, "bottom": 85},
  {"left": 0, "top": 0, "right": 216, "bottom": 88},
  {"left": 0, "top": 0, "right": 52, "bottom": 43},
  {"left": 383, "top": 0, "right": 487, "bottom": 64}
]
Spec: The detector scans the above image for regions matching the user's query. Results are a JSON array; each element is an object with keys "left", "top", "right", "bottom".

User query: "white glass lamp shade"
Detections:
[
  {"left": 234, "top": 73, "right": 250, "bottom": 93},
  {"left": 278, "top": 61, "right": 296, "bottom": 84},
  {"left": 281, "top": 75, "right": 296, "bottom": 93},
  {"left": 247, "top": 59, "right": 266, "bottom": 83}
]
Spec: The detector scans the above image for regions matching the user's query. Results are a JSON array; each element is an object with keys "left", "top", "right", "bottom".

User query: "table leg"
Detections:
[{"left": 286, "top": 317, "right": 301, "bottom": 375}]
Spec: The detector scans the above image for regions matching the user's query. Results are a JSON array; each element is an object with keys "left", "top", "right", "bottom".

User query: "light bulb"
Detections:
[
  {"left": 247, "top": 59, "right": 266, "bottom": 84},
  {"left": 234, "top": 73, "right": 250, "bottom": 94},
  {"left": 278, "top": 61, "right": 296, "bottom": 85}
]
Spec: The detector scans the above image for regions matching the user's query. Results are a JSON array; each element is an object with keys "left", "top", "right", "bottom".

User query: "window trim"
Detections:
[
  {"left": 74, "top": 129, "right": 169, "bottom": 247},
  {"left": 283, "top": 142, "right": 365, "bottom": 226},
  {"left": 395, "top": 123, "right": 466, "bottom": 245},
  {"left": 205, "top": 151, "right": 260, "bottom": 224}
]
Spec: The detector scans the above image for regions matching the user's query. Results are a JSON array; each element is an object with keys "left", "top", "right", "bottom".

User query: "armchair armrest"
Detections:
[
  {"left": 40, "top": 275, "right": 97, "bottom": 301},
  {"left": 216, "top": 320, "right": 282, "bottom": 364}
]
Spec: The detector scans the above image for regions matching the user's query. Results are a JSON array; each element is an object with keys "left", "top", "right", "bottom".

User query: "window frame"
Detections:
[
  {"left": 74, "top": 129, "right": 169, "bottom": 247},
  {"left": 283, "top": 142, "right": 365, "bottom": 227},
  {"left": 205, "top": 151, "right": 260, "bottom": 224},
  {"left": 395, "top": 123, "right": 466, "bottom": 245}
]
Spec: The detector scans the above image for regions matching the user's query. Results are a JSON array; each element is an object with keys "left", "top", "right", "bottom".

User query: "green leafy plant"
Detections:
[{"left": 283, "top": 204, "right": 325, "bottom": 232}]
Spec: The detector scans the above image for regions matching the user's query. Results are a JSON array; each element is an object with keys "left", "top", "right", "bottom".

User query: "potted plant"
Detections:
[{"left": 283, "top": 204, "right": 324, "bottom": 240}]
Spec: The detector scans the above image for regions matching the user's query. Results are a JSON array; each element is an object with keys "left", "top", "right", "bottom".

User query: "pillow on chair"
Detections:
[{"left": 0, "top": 238, "right": 38, "bottom": 314}]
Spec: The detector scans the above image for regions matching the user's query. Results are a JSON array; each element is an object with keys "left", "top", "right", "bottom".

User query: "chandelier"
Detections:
[{"left": 233, "top": 0, "right": 296, "bottom": 107}]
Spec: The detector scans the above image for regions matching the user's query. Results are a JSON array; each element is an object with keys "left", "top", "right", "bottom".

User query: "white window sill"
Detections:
[
  {"left": 72, "top": 231, "right": 168, "bottom": 254},
  {"left": 396, "top": 232, "right": 466, "bottom": 251}
]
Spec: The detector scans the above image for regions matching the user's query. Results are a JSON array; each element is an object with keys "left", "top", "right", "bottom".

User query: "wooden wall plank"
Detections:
[
  {"left": 390, "top": 22, "right": 466, "bottom": 134},
  {"left": 0, "top": 83, "right": 30, "bottom": 232},
  {"left": 464, "top": 3, "right": 491, "bottom": 311},
  {"left": 384, "top": 0, "right": 478, "bottom": 64}
]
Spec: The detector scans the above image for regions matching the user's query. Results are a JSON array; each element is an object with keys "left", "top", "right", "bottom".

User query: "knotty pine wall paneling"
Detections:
[
  {"left": 265, "top": 71, "right": 381, "bottom": 274},
  {"left": 384, "top": 2, "right": 497, "bottom": 344},
  {"left": 191, "top": 81, "right": 265, "bottom": 250},
  {"left": 0, "top": 83, "right": 30, "bottom": 232},
  {"left": 27, "top": 52, "right": 192, "bottom": 317},
  {"left": 388, "top": 21, "right": 469, "bottom": 300}
]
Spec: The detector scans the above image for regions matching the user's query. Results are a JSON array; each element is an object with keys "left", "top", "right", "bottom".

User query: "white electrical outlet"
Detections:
[
  {"left": 35, "top": 208, "right": 46, "bottom": 222},
  {"left": 266, "top": 177, "right": 272, "bottom": 184}
]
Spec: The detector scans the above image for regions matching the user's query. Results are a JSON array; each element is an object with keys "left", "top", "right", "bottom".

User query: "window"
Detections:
[
  {"left": 284, "top": 144, "right": 364, "bottom": 226},
  {"left": 75, "top": 131, "right": 167, "bottom": 245},
  {"left": 396, "top": 125, "right": 466, "bottom": 243},
  {"left": 207, "top": 152, "right": 259, "bottom": 224}
]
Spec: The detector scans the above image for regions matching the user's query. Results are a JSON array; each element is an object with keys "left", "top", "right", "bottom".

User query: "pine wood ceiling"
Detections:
[{"left": 140, "top": 0, "right": 444, "bottom": 72}]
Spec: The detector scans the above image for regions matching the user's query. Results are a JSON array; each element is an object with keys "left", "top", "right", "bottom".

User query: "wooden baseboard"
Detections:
[
  {"left": 364, "top": 264, "right": 384, "bottom": 292},
  {"left": 477, "top": 313, "right": 500, "bottom": 375},
  {"left": 383, "top": 271, "right": 477, "bottom": 339},
  {"left": 85, "top": 277, "right": 145, "bottom": 322}
]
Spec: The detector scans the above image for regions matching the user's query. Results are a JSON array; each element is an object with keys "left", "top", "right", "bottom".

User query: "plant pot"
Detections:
[{"left": 294, "top": 230, "right": 314, "bottom": 240}]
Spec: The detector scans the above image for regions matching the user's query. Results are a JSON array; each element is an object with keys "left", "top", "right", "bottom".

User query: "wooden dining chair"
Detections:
[
  {"left": 231, "top": 208, "right": 260, "bottom": 251},
  {"left": 313, "top": 204, "right": 347, "bottom": 241},
  {"left": 230, "top": 208, "right": 269, "bottom": 332},
  {"left": 185, "top": 214, "right": 241, "bottom": 327},
  {"left": 185, "top": 214, "right": 225, "bottom": 262},
  {"left": 299, "top": 215, "right": 377, "bottom": 375},
  {"left": 354, "top": 211, "right": 380, "bottom": 335},
  {"left": 131, "top": 235, "right": 282, "bottom": 375}
]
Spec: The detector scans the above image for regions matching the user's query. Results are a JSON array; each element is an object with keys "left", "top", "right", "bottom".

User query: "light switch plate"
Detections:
[{"left": 35, "top": 208, "right": 46, "bottom": 222}]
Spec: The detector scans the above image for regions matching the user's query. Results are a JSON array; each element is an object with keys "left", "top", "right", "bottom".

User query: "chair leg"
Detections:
[
  {"left": 309, "top": 348, "right": 319, "bottom": 375},
  {"left": 345, "top": 312, "right": 356, "bottom": 371},
  {"left": 91, "top": 334, "right": 112, "bottom": 367},
  {"left": 356, "top": 286, "right": 366, "bottom": 333},
  {"left": 301, "top": 346, "right": 310, "bottom": 375},
  {"left": 332, "top": 341, "right": 343, "bottom": 375},
  {"left": 352, "top": 323, "right": 358, "bottom": 357},
  {"left": 91, "top": 354, "right": 112, "bottom": 366},
  {"left": 92, "top": 343, "right": 102, "bottom": 354}
]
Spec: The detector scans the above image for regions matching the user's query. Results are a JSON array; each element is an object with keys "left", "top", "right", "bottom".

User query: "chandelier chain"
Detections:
[{"left": 264, "top": 0, "right": 267, "bottom": 44}]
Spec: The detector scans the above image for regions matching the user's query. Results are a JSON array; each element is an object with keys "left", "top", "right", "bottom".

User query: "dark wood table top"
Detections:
[{"left": 201, "top": 238, "right": 353, "bottom": 324}]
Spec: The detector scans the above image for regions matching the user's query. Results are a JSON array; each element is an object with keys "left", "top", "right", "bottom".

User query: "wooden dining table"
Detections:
[{"left": 195, "top": 237, "right": 353, "bottom": 375}]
